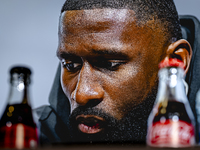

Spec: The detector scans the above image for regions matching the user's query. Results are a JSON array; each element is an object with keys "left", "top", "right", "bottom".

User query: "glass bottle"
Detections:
[
  {"left": 146, "top": 59, "right": 196, "bottom": 148},
  {"left": 0, "top": 66, "right": 38, "bottom": 149}
]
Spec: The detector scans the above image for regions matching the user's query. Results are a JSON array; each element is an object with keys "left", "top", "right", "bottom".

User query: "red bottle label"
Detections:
[
  {"left": 147, "top": 120, "right": 195, "bottom": 147},
  {"left": 0, "top": 123, "right": 38, "bottom": 149}
]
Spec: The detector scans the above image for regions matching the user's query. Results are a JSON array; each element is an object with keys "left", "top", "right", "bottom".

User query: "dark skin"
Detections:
[{"left": 57, "top": 9, "right": 192, "bottom": 136}]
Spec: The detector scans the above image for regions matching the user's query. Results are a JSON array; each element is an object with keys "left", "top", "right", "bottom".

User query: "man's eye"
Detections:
[
  {"left": 106, "top": 62, "right": 120, "bottom": 69},
  {"left": 97, "top": 60, "right": 126, "bottom": 71},
  {"left": 61, "top": 59, "right": 82, "bottom": 72}
]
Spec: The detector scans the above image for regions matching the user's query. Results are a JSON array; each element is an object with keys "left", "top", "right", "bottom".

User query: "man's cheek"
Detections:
[
  {"left": 61, "top": 74, "right": 76, "bottom": 97},
  {"left": 61, "top": 80, "right": 69, "bottom": 96}
]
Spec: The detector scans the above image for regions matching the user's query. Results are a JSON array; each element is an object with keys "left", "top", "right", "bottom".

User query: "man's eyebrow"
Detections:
[
  {"left": 56, "top": 51, "right": 75, "bottom": 60},
  {"left": 91, "top": 49, "right": 129, "bottom": 59},
  {"left": 57, "top": 49, "right": 129, "bottom": 59}
]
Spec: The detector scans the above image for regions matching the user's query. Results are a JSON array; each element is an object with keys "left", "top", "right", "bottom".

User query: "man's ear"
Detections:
[{"left": 164, "top": 39, "right": 192, "bottom": 74}]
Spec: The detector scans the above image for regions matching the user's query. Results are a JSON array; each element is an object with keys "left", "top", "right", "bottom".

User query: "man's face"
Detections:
[{"left": 57, "top": 9, "right": 168, "bottom": 142}]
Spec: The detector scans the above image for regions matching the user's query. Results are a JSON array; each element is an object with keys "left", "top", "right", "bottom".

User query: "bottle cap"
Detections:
[
  {"left": 159, "top": 58, "right": 185, "bottom": 69},
  {"left": 10, "top": 66, "right": 32, "bottom": 84},
  {"left": 10, "top": 66, "right": 31, "bottom": 75}
]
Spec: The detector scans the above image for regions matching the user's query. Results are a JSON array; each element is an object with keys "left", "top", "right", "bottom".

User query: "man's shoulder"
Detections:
[
  {"left": 33, "top": 105, "right": 57, "bottom": 145},
  {"left": 33, "top": 105, "right": 71, "bottom": 145},
  {"left": 33, "top": 105, "right": 53, "bottom": 121}
]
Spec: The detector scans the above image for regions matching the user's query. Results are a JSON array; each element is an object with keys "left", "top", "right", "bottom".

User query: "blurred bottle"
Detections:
[
  {"left": 147, "top": 58, "right": 196, "bottom": 148},
  {"left": 0, "top": 66, "right": 38, "bottom": 149},
  {"left": 196, "top": 89, "right": 200, "bottom": 144}
]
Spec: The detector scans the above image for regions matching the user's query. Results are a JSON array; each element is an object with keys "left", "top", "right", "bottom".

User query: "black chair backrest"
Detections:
[
  {"left": 180, "top": 15, "right": 200, "bottom": 141},
  {"left": 180, "top": 15, "right": 200, "bottom": 112}
]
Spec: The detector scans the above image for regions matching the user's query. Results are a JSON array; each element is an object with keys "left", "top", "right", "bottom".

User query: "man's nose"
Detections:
[{"left": 71, "top": 63, "right": 104, "bottom": 107}]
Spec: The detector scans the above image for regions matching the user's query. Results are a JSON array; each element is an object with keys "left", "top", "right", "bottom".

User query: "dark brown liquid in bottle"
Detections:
[
  {"left": 153, "top": 101, "right": 191, "bottom": 124},
  {"left": 0, "top": 103, "right": 37, "bottom": 148}
]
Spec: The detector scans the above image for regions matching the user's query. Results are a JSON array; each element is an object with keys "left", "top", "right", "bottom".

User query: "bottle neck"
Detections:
[
  {"left": 156, "top": 67, "right": 186, "bottom": 103},
  {"left": 7, "top": 73, "right": 30, "bottom": 105}
]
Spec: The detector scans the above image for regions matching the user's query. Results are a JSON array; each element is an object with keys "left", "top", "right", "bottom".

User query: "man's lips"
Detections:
[{"left": 76, "top": 115, "right": 105, "bottom": 134}]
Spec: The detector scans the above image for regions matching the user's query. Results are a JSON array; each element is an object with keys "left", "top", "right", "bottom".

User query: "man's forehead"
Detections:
[
  {"left": 60, "top": 9, "right": 136, "bottom": 29},
  {"left": 58, "top": 8, "right": 168, "bottom": 52}
]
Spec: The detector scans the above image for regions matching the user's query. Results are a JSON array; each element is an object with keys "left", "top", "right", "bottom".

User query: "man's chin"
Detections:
[
  {"left": 68, "top": 94, "right": 156, "bottom": 143},
  {"left": 69, "top": 114, "right": 146, "bottom": 143}
]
